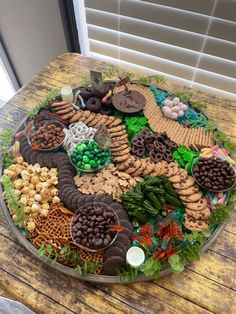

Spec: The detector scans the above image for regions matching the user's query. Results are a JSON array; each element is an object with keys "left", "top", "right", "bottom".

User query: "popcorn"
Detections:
[{"left": 4, "top": 158, "right": 60, "bottom": 233}]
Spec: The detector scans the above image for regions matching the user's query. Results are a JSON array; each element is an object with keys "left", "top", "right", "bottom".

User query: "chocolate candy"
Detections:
[
  {"left": 71, "top": 203, "right": 118, "bottom": 251},
  {"left": 131, "top": 130, "right": 177, "bottom": 162},
  {"left": 193, "top": 156, "right": 236, "bottom": 191},
  {"left": 86, "top": 97, "right": 102, "bottom": 113},
  {"left": 30, "top": 120, "right": 65, "bottom": 150},
  {"left": 70, "top": 139, "right": 110, "bottom": 171}
]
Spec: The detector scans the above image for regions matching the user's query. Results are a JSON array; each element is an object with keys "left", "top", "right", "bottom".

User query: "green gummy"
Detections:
[
  {"left": 185, "top": 161, "right": 192, "bottom": 174},
  {"left": 126, "top": 117, "right": 138, "bottom": 125},
  {"left": 84, "top": 164, "right": 91, "bottom": 170},
  {"left": 90, "top": 160, "right": 96, "bottom": 167},
  {"left": 76, "top": 143, "right": 86, "bottom": 151},
  {"left": 178, "top": 146, "right": 187, "bottom": 154},
  {"left": 138, "top": 117, "right": 148, "bottom": 125},
  {"left": 183, "top": 151, "right": 193, "bottom": 162},
  {"left": 83, "top": 156, "right": 89, "bottom": 163},
  {"left": 173, "top": 151, "right": 181, "bottom": 160},
  {"left": 178, "top": 159, "right": 186, "bottom": 168}
]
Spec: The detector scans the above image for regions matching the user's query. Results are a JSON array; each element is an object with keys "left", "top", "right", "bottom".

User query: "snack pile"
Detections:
[{"left": 1, "top": 77, "right": 235, "bottom": 281}]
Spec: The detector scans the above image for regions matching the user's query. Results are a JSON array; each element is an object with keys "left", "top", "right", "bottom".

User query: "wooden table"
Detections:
[{"left": 0, "top": 53, "right": 235, "bottom": 314}]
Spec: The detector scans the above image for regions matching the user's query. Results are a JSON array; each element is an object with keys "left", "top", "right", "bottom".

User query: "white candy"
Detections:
[
  {"left": 173, "top": 97, "right": 180, "bottom": 103},
  {"left": 63, "top": 122, "right": 97, "bottom": 154},
  {"left": 171, "top": 112, "right": 178, "bottom": 120},
  {"left": 178, "top": 110, "right": 184, "bottom": 117},
  {"left": 172, "top": 105, "right": 180, "bottom": 113},
  {"left": 162, "top": 106, "right": 172, "bottom": 117},
  {"left": 163, "top": 99, "right": 172, "bottom": 107},
  {"left": 180, "top": 103, "right": 188, "bottom": 111}
]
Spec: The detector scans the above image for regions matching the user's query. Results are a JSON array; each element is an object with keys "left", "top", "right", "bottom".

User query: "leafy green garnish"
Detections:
[
  {"left": 75, "top": 260, "right": 100, "bottom": 275},
  {"left": 1, "top": 175, "right": 25, "bottom": 225},
  {"left": 103, "top": 66, "right": 119, "bottom": 79},
  {"left": 191, "top": 100, "right": 208, "bottom": 110},
  {"left": 119, "top": 266, "right": 138, "bottom": 282},
  {"left": 209, "top": 204, "right": 232, "bottom": 225},
  {"left": 0, "top": 128, "right": 14, "bottom": 167},
  {"left": 81, "top": 75, "right": 91, "bottom": 87},
  {"left": 27, "top": 88, "right": 59, "bottom": 119},
  {"left": 171, "top": 91, "right": 193, "bottom": 103},
  {"left": 205, "top": 119, "right": 217, "bottom": 131},
  {"left": 140, "top": 257, "right": 161, "bottom": 277},
  {"left": 213, "top": 131, "right": 236, "bottom": 154},
  {"left": 168, "top": 255, "right": 185, "bottom": 273},
  {"left": 152, "top": 75, "right": 167, "bottom": 85}
]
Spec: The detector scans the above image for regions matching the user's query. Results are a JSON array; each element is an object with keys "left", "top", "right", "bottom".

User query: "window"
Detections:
[{"left": 74, "top": 0, "right": 236, "bottom": 98}]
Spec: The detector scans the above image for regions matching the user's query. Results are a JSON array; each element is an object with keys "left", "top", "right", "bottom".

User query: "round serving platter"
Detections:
[{"left": 0, "top": 80, "right": 234, "bottom": 283}]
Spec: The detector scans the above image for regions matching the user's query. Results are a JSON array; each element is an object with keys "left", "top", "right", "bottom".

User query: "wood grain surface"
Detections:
[{"left": 0, "top": 53, "right": 235, "bottom": 314}]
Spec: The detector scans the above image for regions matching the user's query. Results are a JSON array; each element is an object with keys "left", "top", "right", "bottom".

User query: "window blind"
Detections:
[{"left": 77, "top": 0, "right": 236, "bottom": 98}]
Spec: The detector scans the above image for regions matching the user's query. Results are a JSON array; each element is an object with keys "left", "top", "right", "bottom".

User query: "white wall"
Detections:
[{"left": 0, "top": 0, "right": 68, "bottom": 85}]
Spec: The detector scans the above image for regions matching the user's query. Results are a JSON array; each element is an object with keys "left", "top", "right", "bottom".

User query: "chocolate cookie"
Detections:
[
  {"left": 185, "top": 207, "right": 211, "bottom": 220},
  {"left": 184, "top": 215, "right": 209, "bottom": 232},
  {"left": 183, "top": 198, "right": 207, "bottom": 211},
  {"left": 173, "top": 177, "right": 195, "bottom": 190},
  {"left": 104, "top": 255, "right": 126, "bottom": 275},
  {"left": 177, "top": 185, "right": 199, "bottom": 196},
  {"left": 180, "top": 192, "right": 203, "bottom": 203},
  {"left": 169, "top": 169, "right": 188, "bottom": 183},
  {"left": 166, "top": 162, "right": 179, "bottom": 177}
]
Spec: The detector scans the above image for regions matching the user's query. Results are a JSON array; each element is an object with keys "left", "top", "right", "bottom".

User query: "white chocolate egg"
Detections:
[
  {"left": 178, "top": 110, "right": 185, "bottom": 117},
  {"left": 163, "top": 99, "right": 173, "bottom": 107},
  {"left": 172, "top": 105, "right": 180, "bottom": 113},
  {"left": 171, "top": 112, "right": 178, "bottom": 120},
  {"left": 162, "top": 106, "right": 172, "bottom": 117},
  {"left": 180, "top": 103, "right": 188, "bottom": 111},
  {"left": 173, "top": 97, "right": 180, "bottom": 103}
]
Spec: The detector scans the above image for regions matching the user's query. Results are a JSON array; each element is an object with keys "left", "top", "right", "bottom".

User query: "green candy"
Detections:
[
  {"left": 84, "top": 164, "right": 91, "bottom": 170},
  {"left": 83, "top": 156, "right": 89, "bottom": 163},
  {"left": 178, "top": 146, "right": 187, "bottom": 154},
  {"left": 126, "top": 117, "right": 137, "bottom": 125},
  {"left": 90, "top": 160, "right": 96, "bottom": 167},
  {"left": 138, "top": 117, "right": 148, "bottom": 126},
  {"left": 183, "top": 151, "right": 193, "bottom": 162},
  {"left": 173, "top": 151, "right": 181, "bottom": 160},
  {"left": 77, "top": 143, "right": 86, "bottom": 151}
]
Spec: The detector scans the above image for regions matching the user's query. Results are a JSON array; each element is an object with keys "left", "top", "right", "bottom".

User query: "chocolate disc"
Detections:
[{"left": 112, "top": 90, "right": 146, "bottom": 114}]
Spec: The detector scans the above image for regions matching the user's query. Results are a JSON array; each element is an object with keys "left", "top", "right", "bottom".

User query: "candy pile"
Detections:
[
  {"left": 205, "top": 191, "right": 227, "bottom": 210},
  {"left": 149, "top": 85, "right": 168, "bottom": 107},
  {"left": 172, "top": 146, "right": 200, "bottom": 174},
  {"left": 162, "top": 97, "right": 188, "bottom": 120},
  {"left": 30, "top": 120, "right": 65, "bottom": 150},
  {"left": 71, "top": 203, "right": 118, "bottom": 250},
  {"left": 70, "top": 139, "right": 110, "bottom": 171},
  {"left": 74, "top": 164, "right": 143, "bottom": 201},
  {"left": 3, "top": 157, "right": 59, "bottom": 232},
  {"left": 63, "top": 121, "right": 96, "bottom": 154},
  {"left": 193, "top": 157, "right": 236, "bottom": 191},
  {"left": 131, "top": 129, "right": 177, "bottom": 162},
  {"left": 80, "top": 82, "right": 115, "bottom": 116},
  {"left": 200, "top": 145, "right": 235, "bottom": 165}
]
